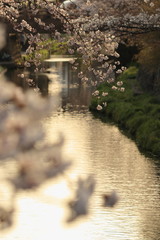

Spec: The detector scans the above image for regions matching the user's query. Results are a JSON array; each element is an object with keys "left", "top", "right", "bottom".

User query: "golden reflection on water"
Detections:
[
  {"left": 0, "top": 63, "right": 160, "bottom": 240},
  {"left": 42, "top": 110, "right": 160, "bottom": 240}
]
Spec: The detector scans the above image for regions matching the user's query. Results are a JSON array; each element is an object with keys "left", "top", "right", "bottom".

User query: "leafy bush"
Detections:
[
  {"left": 136, "top": 119, "right": 160, "bottom": 148},
  {"left": 126, "top": 112, "right": 148, "bottom": 136},
  {"left": 90, "top": 66, "right": 160, "bottom": 158}
]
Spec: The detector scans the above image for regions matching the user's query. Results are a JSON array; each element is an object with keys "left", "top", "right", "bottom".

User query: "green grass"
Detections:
[{"left": 90, "top": 66, "right": 160, "bottom": 159}]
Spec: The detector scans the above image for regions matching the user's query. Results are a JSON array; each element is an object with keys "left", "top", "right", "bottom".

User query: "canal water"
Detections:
[{"left": 0, "top": 61, "right": 160, "bottom": 240}]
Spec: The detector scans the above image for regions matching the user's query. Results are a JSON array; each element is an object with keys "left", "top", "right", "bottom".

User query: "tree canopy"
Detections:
[{"left": 0, "top": 0, "right": 159, "bottom": 82}]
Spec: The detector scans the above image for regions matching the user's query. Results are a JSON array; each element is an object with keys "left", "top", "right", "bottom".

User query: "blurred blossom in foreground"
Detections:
[
  {"left": 103, "top": 190, "right": 119, "bottom": 207},
  {"left": 0, "top": 72, "right": 71, "bottom": 190},
  {"left": 9, "top": 136, "right": 72, "bottom": 190},
  {"left": 67, "top": 176, "right": 95, "bottom": 222},
  {"left": 0, "top": 207, "right": 14, "bottom": 230},
  {"left": 0, "top": 23, "right": 6, "bottom": 50},
  {"left": 0, "top": 70, "right": 96, "bottom": 228}
]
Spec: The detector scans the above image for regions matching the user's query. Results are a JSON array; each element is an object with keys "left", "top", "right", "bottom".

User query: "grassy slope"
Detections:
[{"left": 90, "top": 66, "right": 160, "bottom": 158}]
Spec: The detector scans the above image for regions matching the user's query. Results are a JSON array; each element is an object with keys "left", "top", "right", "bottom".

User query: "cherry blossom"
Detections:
[
  {"left": 67, "top": 176, "right": 95, "bottom": 222},
  {"left": 96, "top": 104, "right": 103, "bottom": 110}
]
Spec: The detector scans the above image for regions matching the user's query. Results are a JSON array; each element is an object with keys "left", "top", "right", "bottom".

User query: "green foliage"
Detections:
[
  {"left": 23, "top": 39, "right": 68, "bottom": 63},
  {"left": 152, "top": 142, "right": 160, "bottom": 156},
  {"left": 136, "top": 119, "right": 160, "bottom": 151},
  {"left": 109, "top": 102, "right": 135, "bottom": 124},
  {"left": 38, "top": 49, "right": 49, "bottom": 60},
  {"left": 121, "top": 66, "right": 138, "bottom": 79},
  {"left": 126, "top": 112, "right": 148, "bottom": 136},
  {"left": 50, "top": 40, "right": 68, "bottom": 55},
  {"left": 0, "top": 65, "right": 4, "bottom": 72},
  {"left": 90, "top": 66, "right": 160, "bottom": 158}
]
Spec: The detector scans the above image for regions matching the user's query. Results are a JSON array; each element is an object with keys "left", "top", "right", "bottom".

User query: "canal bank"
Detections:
[{"left": 90, "top": 66, "right": 160, "bottom": 159}]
